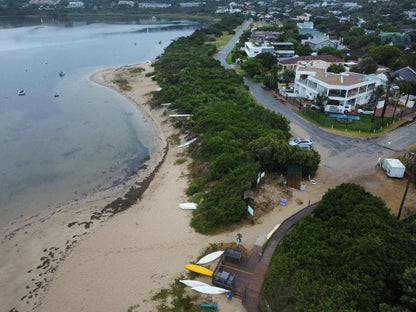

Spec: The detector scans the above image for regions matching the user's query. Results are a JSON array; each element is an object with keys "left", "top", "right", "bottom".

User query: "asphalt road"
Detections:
[{"left": 214, "top": 21, "right": 416, "bottom": 177}]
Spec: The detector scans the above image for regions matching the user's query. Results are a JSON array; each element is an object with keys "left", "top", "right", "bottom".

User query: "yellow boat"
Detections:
[{"left": 185, "top": 264, "right": 213, "bottom": 277}]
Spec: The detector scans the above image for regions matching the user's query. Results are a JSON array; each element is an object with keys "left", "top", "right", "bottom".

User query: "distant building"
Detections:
[
  {"left": 244, "top": 42, "right": 275, "bottom": 58},
  {"left": 118, "top": 0, "right": 134, "bottom": 7},
  {"left": 393, "top": 66, "right": 416, "bottom": 82},
  {"left": 301, "top": 35, "right": 341, "bottom": 50},
  {"left": 138, "top": 2, "right": 171, "bottom": 8},
  {"left": 297, "top": 21, "right": 314, "bottom": 29},
  {"left": 379, "top": 32, "right": 411, "bottom": 45},
  {"left": 30, "top": 0, "right": 60, "bottom": 5},
  {"left": 278, "top": 55, "right": 344, "bottom": 72},
  {"left": 272, "top": 42, "right": 295, "bottom": 60},
  {"left": 179, "top": 2, "right": 205, "bottom": 7},
  {"left": 67, "top": 1, "right": 83, "bottom": 8},
  {"left": 295, "top": 14, "right": 311, "bottom": 21},
  {"left": 297, "top": 22, "right": 325, "bottom": 37}
]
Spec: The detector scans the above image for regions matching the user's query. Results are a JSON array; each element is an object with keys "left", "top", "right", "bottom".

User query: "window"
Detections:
[
  {"left": 348, "top": 88, "right": 358, "bottom": 97},
  {"left": 328, "top": 89, "right": 346, "bottom": 97}
]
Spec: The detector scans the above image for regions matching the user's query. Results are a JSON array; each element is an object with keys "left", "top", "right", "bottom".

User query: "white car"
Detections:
[
  {"left": 310, "top": 104, "right": 323, "bottom": 111},
  {"left": 289, "top": 138, "right": 313, "bottom": 149},
  {"left": 357, "top": 108, "right": 373, "bottom": 115}
]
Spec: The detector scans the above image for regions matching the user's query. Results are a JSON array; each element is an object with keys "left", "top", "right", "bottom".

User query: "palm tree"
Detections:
[
  {"left": 380, "top": 72, "right": 398, "bottom": 123},
  {"left": 371, "top": 85, "right": 385, "bottom": 123},
  {"left": 395, "top": 80, "right": 416, "bottom": 119},
  {"left": 281, "top": 69, "right": 295, "bottom": 87}
]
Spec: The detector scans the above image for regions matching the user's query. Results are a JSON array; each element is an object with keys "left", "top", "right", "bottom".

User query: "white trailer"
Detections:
[{"left": 382, "top": 158, "right": 406, "bottom": 178}]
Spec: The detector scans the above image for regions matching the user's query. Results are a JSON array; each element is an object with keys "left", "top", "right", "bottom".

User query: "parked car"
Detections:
[
  {"left": 310, "top": 104, "right": 323, "bottom": 111},
  {"left": 324, "top": 104, "right": 352, "bottom": 114},
  {"left": 289, "top": 138, "right": 313, "bottom": 149},
  {"left": 357, "top": 108, "right": 373, "bottom": 115}
]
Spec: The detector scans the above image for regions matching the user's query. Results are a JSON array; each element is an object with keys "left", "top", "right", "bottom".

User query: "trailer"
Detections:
[{"left": 382, "top": 158, "right": 406, "bottom": 178}]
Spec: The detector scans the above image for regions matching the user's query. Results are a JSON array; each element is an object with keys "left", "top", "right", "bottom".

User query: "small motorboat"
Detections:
[
  {"left": 18, "top": 90, "right": 26, "bottom": 96},
  {"left": 54, "top": 93, "right": 59, "bottom": 97},
  {"left": 59, "top": 71, "right": 65, "bottom": 77}
]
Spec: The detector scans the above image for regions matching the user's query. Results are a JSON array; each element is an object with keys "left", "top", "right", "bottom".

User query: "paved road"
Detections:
[{"left": 214, "top": 22, "right": 416, "bottom": 177}]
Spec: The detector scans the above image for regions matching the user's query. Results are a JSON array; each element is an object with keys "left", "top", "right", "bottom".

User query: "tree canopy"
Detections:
[
  {"left": 368, "top": 45, "right": 404, "bottom": 68},
  {"left": 261, "top": 183, "right": 416, "bottom": 312},
  {"left": 317, "top": 46, "right": 343, "bottom": 59}
]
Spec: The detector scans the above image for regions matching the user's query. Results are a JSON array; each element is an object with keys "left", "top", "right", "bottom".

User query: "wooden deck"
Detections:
[{"left": 215, "top": 202, "right": 319, "bottom": 312}]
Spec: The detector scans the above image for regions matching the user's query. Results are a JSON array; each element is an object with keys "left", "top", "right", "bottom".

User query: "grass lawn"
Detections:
[{"left": 298, "top": 109, "right": 408, "bottom": 136}]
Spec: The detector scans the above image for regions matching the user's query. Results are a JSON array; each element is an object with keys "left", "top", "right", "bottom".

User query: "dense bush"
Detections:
[
  {"left": 261, "top": 183, "right": 416, "bottom": 311},
  {"left": 152, "top": 16, "right": 320, "bottom": 233}
]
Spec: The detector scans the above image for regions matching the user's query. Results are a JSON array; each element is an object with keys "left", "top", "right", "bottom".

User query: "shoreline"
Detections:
[
  {"left": 31, "top": 63, "right": 335, "bottom": 312},
  {"left": 0, "top": 62, "right": 172, "bottom": 312}
]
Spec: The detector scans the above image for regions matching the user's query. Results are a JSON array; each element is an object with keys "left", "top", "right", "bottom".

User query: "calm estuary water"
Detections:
[{"left": 0, "top": 19, "right": 197, "bottom": 226}]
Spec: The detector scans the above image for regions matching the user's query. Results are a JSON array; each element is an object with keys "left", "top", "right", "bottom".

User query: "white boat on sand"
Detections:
[
  {"left": 178, "top": 138, "right": 197, "bottom": 148},
  {"left": 196, "top": 251, "right": 224, "bottom": 265},
  {"left": 179, "top": 202, "right": 197, "bottom": 210},
  {"left": 192, "top": 285, "right": 228, "bottom": 295},
  {"left": 179, "top": 280, "right": 209, "bottom": 288}
]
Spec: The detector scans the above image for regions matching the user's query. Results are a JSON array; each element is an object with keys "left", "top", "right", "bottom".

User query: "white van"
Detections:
[{"left": 382, "top": 158, "right": 406, "bottom": 178}]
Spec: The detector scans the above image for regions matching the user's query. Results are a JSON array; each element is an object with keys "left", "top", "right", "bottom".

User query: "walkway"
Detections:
[{"left": 217, "top": 202, "right": 319, "bottom": 312}]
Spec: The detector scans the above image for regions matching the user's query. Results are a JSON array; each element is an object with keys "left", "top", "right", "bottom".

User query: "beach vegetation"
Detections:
[
  {"left": 126, "top": 304, "right": 140, "bottom": 312},
  {"left": 151, "top": 15, "right": 320, "bottom": 234},
  {"left": 168, "top": 133, "right": 181, "bottom": 145},
  {"left": 128, "top": 66, "right": 145, "bottom": 74},
  {"left": 175, "top": 158, "right": 187, "bottom": 165},
  {"left": 260, "top": 183, "right": 416, "bottom": 312},
  {"left": 112, "top": 76, "right": 131, "bottom": 91},
  {"left": 152, "top": 277, "right": 210, "bottom": 312}
]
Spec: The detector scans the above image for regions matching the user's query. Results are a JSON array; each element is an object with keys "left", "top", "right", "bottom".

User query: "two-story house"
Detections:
[
  {"left": 294, "top": 66, "right": 381, "bottom": 110},
  {"left": 244, "top": 42, "right": 275, "bottom": 58}
]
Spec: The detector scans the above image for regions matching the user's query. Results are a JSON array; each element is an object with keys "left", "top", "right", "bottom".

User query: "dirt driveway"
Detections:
[{"left": 290, "top": 122, "right": 416, "bottom": 219}]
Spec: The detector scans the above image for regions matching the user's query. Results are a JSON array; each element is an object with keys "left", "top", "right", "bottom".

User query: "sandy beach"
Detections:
[{"left": 1, "top": 62, "right": 412, "bottom": 312}]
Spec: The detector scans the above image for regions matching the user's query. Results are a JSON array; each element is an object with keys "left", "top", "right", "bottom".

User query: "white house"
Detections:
[
  {"left": 118, "top": 0, "right": 134, "bottom": 7},
  {"left": 296, "top": 21, "right": 314, "bottom": 29},
  {"left": 244, "top": 42, "right": 275, "bottom": 58},
  {"left": 67, "top": 1, "right": 84, "bottom": 8},
  {"left": 272, "top": 42, "right": 295, "bottom": 59},
  {"left": 294, "top": 66, "right": 381, "bottom": 110}
]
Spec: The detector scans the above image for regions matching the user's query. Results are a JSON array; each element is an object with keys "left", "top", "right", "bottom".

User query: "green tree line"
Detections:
[{"left": 151, "top": 15, "right": 320, "bottom": 233}]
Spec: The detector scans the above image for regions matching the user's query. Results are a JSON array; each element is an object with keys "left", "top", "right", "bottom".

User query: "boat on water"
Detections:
[
  {"left": 54, "top": 93, "right": 60, "bottom": 97},
  {"left": 18, "top": 90, "right": 26, "bottom": 96},
  {"left": 59, "top": 71, "right": 65, "bottom": 77}
]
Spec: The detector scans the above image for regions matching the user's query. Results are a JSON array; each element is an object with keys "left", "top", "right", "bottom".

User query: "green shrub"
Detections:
[{"left": 186, "top": 183, "right": 202, "bottom": 196}]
